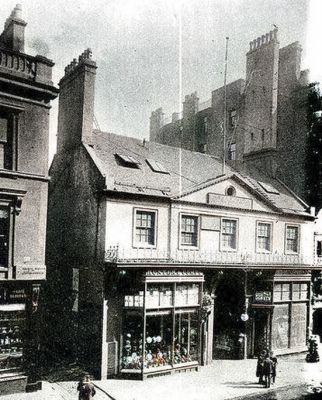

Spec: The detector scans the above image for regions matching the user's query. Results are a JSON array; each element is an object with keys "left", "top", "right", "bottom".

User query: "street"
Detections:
[
  {"left": 1, "top": 353, "right": 322, "bottom": 400},
  {"left": 235, "top": 385, "right": 322, "bottom": 399}
]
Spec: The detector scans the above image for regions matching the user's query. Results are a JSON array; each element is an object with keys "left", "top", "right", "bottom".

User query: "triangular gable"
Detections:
[{"left": 173, "top": 174, "right": 280, "bottom": 213}]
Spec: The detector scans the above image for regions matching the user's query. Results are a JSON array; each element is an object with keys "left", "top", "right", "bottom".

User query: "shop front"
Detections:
[
  {"left": 119, "top": 270, "right": 204, "bottom": 379},
  {"left": 250, "top": 271, "right": 311, "bottom": 356},
  {"left": 0, "top": 281, "right": 41, "bottom": 394}
]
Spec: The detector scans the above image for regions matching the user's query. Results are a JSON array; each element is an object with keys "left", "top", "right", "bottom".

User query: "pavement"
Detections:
[{"left": 1, "top": 354, "right": 322, "bottom": 399}]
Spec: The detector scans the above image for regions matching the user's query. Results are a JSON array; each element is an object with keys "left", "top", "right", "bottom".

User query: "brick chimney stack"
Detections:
[
  {"left": 57, "top": 49, "right": 97, "bottom": 153},
  {"left": 0, "top": 4, "right": 26, "bottom": 52}
]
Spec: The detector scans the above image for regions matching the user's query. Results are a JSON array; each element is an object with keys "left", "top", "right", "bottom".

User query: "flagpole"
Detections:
[{"left": 222, "top": 36, "right": 229, "bottom": 175}]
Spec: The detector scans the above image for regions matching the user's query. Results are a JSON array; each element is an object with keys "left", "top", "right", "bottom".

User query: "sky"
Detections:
[{"left": 1, "top": 0, "right": 321, "bottom": 162}]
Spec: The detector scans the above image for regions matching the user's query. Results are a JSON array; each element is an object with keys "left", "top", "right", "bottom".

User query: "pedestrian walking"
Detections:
[
  {"left": 263, "top": 353, "right": 274, "bottom": 388},
  {"left": 256, "top": 349, "right": 266, "bottom": 384},
  {"left": 77, "top": 375, "right": 96, "bottom": 400},
  {"left": 270, "top": 351, "right": 278, "bottom": 384}
]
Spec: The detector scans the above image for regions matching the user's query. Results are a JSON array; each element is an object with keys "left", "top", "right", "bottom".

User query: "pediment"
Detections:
[{"left": 177, "top": 175, "right": 275, "bottom": 212}]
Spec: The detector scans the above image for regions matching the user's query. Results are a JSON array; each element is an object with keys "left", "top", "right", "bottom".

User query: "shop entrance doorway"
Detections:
[{"left": 253, "top": 310, "right": 270, "bottom": 356}]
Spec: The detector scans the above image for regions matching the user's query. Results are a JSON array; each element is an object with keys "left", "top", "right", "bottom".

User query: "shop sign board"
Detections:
[
  {"left": 254, "top": 291, "right": 272, "bottom": 304},
  {"left": 15, "top": 264, "right": 46, "bottom": 280}
]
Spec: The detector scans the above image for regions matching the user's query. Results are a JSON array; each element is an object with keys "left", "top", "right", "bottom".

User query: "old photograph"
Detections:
[{"left": 0, "top": 0, "right": 322, "bottom": 398}]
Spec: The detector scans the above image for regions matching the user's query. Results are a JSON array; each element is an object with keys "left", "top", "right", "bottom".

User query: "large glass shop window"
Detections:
[
  {"left": 121, "top": 311, "right": 143, "bottom": 371},
  {"left": 145, "top": 313, "right": 172, "bottom": 369},
  {"left": 174, "top": 312, "right": 199, "bottom": 363},
  {"left": 122, "top": 282, "right": 201, "bottom": 372},
  {"left": 0, "top": 311, "right": 24, "bottom": 371}
]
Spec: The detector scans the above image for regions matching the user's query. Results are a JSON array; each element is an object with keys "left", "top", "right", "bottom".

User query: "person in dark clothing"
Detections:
[
  {"left": 263, "top": 354, "right": 274, "bottom": 388},
  {"left": 270, "top": 351, "right": 278, "bottom": 384},
  {"left": 77, "top": 375, "right": 96, "bottom": 400},
  {"left": 256, "top": 349, "right": 267, "bottom": 384}
]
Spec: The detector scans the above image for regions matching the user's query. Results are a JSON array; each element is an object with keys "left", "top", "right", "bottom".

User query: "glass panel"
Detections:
[
  {"left": 0, "top": 311, "right": 24, "bottom": 371},
  {"left": 181, "top": 216, "right": 198, "bottom": 246},
  {"left": 175, "top": 284, "right": 200, "bottom": 306},
  {"left": 146, "top": 285, "right": 173, "bottom": 309},
  {"left": 221, "top": 219, "right": 237, "bottom": 250},
  {"left": 135, "top": 211, "right": 155, "bottom": 245},
  {"left": 273, "top": 284, "right": 282, "bottom": 302},
  {"left": 300, "top": 283, "right": 308, "bottom": 300},
  {"left": 257, "top": 223, "right": 271, "bottom": 251},
  {"left": 146, "top": 287, "right": 160, "bottom": 308},
  {"left": 0, "top": 206, "right": 9, "bottom": 268},
  {"left": 174, "top": 312, "right": 199, "bottom": 364},
  {"left": 281, "top": 284, "right": 291, "bottom": 301},
  {"left": 159, "top": 286, "right": 173, "bottom": 307},
  {"left": 145, "top": 313, "right": 172, "bottom": 369},
  {"left": 286, "top": 226, "right": 298, "bottom": 252},
  {"left": 293, "top": 283, "right": 300, "bottom": 300},
  {"left": 124, "top": 291, "right": 144, "bottom": 308},
  {"left": 121, "top": 311, "right": 143, "bottom": 371},
  {"left": 0, "top": 118, "right": 7, "bottom": 143}
]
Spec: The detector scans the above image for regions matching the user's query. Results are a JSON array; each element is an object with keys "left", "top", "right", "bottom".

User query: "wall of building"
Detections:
[
  {"left": 46, "top": 145, "right": 106, "bottom": 373},
  {"left": 104, "top": 193, "right": 314, "bottom": 263}
]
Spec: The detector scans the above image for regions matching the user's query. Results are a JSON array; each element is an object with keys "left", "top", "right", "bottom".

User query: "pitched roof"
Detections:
[{"left": 85, "top": 130, "right": 311, "bottom": 217}]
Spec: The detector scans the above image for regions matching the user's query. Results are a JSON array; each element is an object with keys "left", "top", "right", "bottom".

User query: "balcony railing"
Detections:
[
  {"left": 105, "top": 246, "right": 312, "bottom": 266},
  {"left": 0, "top": 48, "right": 36, "bottom": 79}
]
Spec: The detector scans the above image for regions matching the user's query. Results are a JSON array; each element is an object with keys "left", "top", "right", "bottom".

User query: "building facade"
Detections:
[
  {"left": 150, "top": 29, "right": 309, "bottom": 203},
  {"left": 0, "top": 5, "right": 58, "bottom": 394},
  {"left": 47, "top": 51, "right": 316, "bottom": 381}
]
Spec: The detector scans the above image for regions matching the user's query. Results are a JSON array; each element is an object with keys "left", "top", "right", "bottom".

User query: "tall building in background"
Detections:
[
  {"left": 0, "top": 5, "right": 58, "bottom": 394},
  {"left": 150, "top": 29, "right": 309, "bottom": 203}
]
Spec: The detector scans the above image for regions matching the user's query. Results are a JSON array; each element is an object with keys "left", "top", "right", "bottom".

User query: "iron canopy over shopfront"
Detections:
[{"left": 120, "top": 270, "right": 204, "bottom": 378}]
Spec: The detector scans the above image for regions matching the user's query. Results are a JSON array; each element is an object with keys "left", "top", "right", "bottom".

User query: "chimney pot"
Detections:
[{"left": 13, "top": 4, "right": 23, "bottom": 20}]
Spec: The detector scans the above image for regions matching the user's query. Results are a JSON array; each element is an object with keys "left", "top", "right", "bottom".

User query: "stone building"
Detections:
[
  {"left": 150, "top": 29, "right": 309, "bottom": 202},
  {"left": 0, "top": 5, "right": 58, "bottom": 394},
  {"left": 46, "top": 50, "right": 316, "bottom": 380}
]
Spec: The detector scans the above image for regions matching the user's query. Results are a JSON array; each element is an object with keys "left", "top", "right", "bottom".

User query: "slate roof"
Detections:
[{"left": 85, "top": 130, "right": 311, "bottom": 217}]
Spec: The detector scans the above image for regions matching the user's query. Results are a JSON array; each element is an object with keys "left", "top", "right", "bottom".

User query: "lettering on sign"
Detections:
[
  {"left": 145, "top": 270, "right": 203, "bottom": 277},
  {"left": 207, "top": 193, "right": 253, "bottom": 210},
  {"left": 15, "top": 264, "right": 46, "bottom": 280},
  {"left": 254, "top": 291, "right": 272, "bottom": 303}
]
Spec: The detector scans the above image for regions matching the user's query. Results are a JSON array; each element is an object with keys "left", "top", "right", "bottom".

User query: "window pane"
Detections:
[
  {"left": 135, "top": 211, "right": 155, "bottom": 245},
  {"left": 0, "top": 206, "right": 9, "bottom": 268},
  {"left": 282, "top": 284, "right": 290, "bottom": 301},
  {"left": 121, "top": 311, "right": 143, "bottom": 371},
  {"left": 0, "top": 118, "right": 8, "bottom": 142},
  {"left": 0, "top": 114, "right": 13, "bottom": 170},
  {"left": 257, "top": 223, "right": 271, "bottom": 251},
  {"left": 221, "top": 220, "right": 237, "bottom": 250},
  {"left": 300, "top": 283, "right": 308, "bottom": 300},
  {"left": 145, "top": 314, "right": 173, "bottom": 369},
  {"left": 181, "top": 216, "right": 198, "bottom": 246},
  {"left": 286, "top": 226, "right": 298, "bottom": 252},
  {"left": 174, "top": 312, "right": 199, "bottom": 364}
]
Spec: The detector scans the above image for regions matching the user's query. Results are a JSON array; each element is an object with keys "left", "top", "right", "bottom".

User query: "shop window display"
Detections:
[
  {"left": 145, "top": 313, "right": 172, "bottom": 369},
  {"left": 121, "top": 311, "right": 143, "bottom": 371},
  {"left": 0, "top": 311, "right": 24, "bottom": 371},
  {"left": 174, "top": 312, "right": 199, "bottom": 363},
  {"left": 121, "top": 281, "right": 201, "bottom": 375}
]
